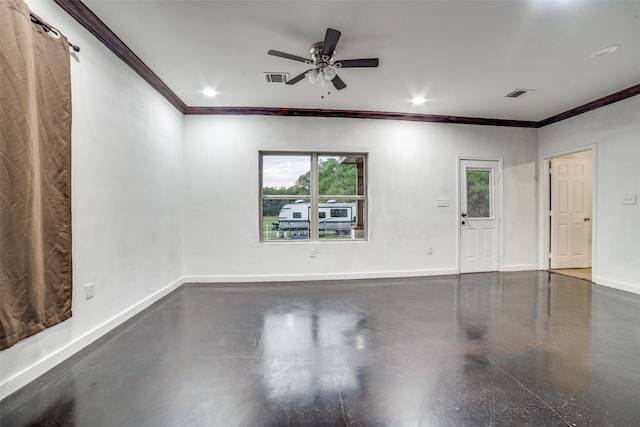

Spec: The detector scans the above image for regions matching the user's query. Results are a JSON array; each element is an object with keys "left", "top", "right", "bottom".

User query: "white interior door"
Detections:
[
  {"left": 459, "top": 160, "right": 500, "bottom": 273},
  {"left": 550, "top": 157, "right": 592, "bottom": 269}
]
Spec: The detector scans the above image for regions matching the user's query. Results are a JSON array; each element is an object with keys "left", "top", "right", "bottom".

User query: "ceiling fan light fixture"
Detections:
[
  {"left": 307, "top": 69, "right": 319, "bottom": 83},
  {"left": 323, "top": 66, "right": 337, "bottom": 80}
]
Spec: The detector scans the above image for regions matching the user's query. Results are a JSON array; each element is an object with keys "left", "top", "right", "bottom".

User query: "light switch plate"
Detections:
[{"left": 84, "top": 282, "right": 95, "bottom": 299}]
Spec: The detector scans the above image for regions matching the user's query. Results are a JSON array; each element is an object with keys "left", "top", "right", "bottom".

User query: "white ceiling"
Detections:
[{"left": 82, "top": 0, "right": 640, "bottom": 121}]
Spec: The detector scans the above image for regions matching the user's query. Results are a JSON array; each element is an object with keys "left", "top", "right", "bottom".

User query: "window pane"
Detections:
[
  {"left": 317, "top": 155, "right": 366, "bottom": 241},
  {"left": 262, "top": 199, "right": 310, "bottom": 241},
  {"left": 466, "top": 170, "right": 491, "bottom": 218},
  {"left": 262, "top": 155, "right": 310, "bottom": 196},
  {"left": 318, "top": 155, "right": 359, "bottom": 196},
  {"left": 318, "top": 201, "right": 361, "bottom": 241}
]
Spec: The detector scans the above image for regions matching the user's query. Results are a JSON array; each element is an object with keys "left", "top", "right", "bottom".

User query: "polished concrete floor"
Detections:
[{"left": 2, "top": 272, "right": 640, "bottom": 426}]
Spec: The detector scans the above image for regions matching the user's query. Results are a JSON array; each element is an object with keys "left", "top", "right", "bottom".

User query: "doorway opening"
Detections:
[{"left": 544, "top": 150, "right": 594, "bottom": 282}]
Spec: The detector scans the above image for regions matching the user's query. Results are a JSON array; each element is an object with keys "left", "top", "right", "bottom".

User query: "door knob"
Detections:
[
  {"left": 461, "top": 220, "right": 466, "bottom": 225},
  {"left": 584, "top": 217, "right": 591, "bottom": 222},
  {"left": 461, "top": 213, "right": 467, "bottom": 218}
]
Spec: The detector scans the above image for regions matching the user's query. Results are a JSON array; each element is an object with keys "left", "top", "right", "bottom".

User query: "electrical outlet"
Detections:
[
  {"left": 437, "top": 200, "right": 450, "bottom": 207},
  {"left": 310, "top": 248, "right": 317, "bottom": 258},
  {"left": 427, "top": 246, "right": 433, "bottom": 255},
  {"left": 84, "top": 283, "right": 95, "bottom": 300},
  {"left": 623, "top": 194, "right": 636, "bottom": 205}
]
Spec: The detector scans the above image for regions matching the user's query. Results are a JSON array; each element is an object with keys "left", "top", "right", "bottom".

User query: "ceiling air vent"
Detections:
[
  {"left": 264, "top": 72, "right": 289, "bottom": 83},
  {"left": 505, "top": 89, "right": 533, "bottom": 98}
]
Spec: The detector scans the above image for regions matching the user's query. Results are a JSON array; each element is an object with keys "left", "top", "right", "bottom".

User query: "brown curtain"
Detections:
[{"left": 1, "top": 0, "right": 72, "bottom": 350}]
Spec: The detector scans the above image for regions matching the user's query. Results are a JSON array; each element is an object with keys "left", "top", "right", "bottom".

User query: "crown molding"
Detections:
[
  {"left": 52, "top": 0, "right": 187, "bottom": 113},
  {"left": 537, "top": 83, "right": 640, "bottom": 127},
  {"left": 54, "top": 0, "right": 638, "bottom": 128},
  {"left": 185, "top": 107, "right": 538, "bottom": 127}
]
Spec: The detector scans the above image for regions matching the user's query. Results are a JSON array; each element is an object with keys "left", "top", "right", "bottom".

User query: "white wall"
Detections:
[
  {"left": 1, "top": 1, "right": 185, "bottom": 398},
  {"left": 539, "top": 96, "right": 640, "bottom": 294},
  {"left": 183, "top": 115, "right": 538, "bottom": 281}
]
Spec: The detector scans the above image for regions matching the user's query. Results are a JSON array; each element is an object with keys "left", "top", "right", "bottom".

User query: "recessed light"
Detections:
[
  {"left": 590, "top": 45, "right": 619, "bottom": 59},
  {"left": 412, "top": 96, "right": 427, "bottom": 105},
  {"left": 202, "top": 88, "right": 217, "bottom": 97}
]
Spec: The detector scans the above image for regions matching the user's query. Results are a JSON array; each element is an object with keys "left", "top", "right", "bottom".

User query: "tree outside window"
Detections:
[{"left": 466, "top": 170, "right": 492, "bottom": 218}]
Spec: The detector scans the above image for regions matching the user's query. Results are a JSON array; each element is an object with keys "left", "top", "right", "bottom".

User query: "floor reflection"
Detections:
[
  {"left": 260, "top": 304, "right": 368, "bottom": 405},
  {"left": 455, "top": 273, "right": 593, "bottom": 406}
]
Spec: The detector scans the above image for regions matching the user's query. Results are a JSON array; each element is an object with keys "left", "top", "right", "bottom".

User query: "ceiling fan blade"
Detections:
[
  {"left": 321, "top": 28, "right": 341, "bottom": 58},
  {"left": 335, "top": 58, "right": 379, "bottom": 68},
  {"left": 286, "top": 70, "right": 313, "bottom": 85},
  {"left": 268, "top": 50, "right": 310, "bottom": 64},
  {"left": 331, "top": 74, "right": 347, "bottom": 90}
]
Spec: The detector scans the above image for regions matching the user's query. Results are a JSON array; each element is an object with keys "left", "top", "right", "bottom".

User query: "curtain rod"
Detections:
[{"left": 30, "top": 13, "right": 80, "bottom": 52}]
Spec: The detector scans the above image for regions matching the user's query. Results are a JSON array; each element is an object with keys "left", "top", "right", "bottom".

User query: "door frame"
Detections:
[
  {"left": 539, "top": 145, "right": 597, "bottom": 278},
  {"left": 457, "top": 157, "right": 504, "bottom": 273}
]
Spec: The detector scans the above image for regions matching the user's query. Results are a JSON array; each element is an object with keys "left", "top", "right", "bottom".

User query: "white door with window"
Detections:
[
  {"left": 459, "top": 159, "right": 501, "bottom": 273},
  {"left": 550, "top": 157, "right": 592, "bottom": 268}
]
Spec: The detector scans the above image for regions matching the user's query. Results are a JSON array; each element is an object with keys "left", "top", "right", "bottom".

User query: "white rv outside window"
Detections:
[
  {"left": 260, "top": 153, "right": 367, "bottom": 242},
  {"left": 330, "top": 209, "right": 348, "bottom": 218}
]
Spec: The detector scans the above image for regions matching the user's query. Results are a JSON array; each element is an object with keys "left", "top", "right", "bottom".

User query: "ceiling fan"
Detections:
[{"left": 268, "top": 28, "right": 379, "bottom": 91}]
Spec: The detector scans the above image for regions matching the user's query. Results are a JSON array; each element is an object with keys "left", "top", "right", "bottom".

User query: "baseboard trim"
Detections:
[
  {"left": 184, "top": 268, "right": 458, "bottom": 284},
  {"left": 501, "top": 264, "right": 539, "bottom": 272},
  {"left": 594, "top": 277, "right": 640, "bottom": 295},
  {"left": 1, "top": 276, "right": 185, "bottom": 399}
]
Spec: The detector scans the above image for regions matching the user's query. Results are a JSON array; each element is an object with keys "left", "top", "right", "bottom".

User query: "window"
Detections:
[
  {"left": 466, "top": 169, "right": 492, "bottom": 218},
  {"left": 260, "top": 153, "right": 367, "bottom": 241}
]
